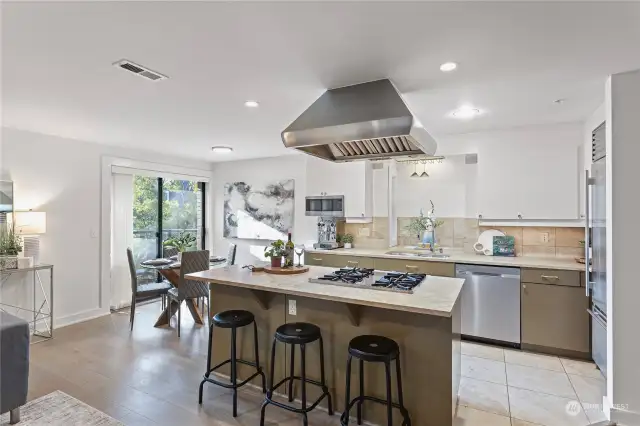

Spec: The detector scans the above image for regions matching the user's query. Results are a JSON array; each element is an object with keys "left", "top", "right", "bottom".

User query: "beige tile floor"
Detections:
[
  {"left": 458, "top": 340, "right": 608, "bottom": 426},
  {"left": 21, "top": 302, "right": 608, "bottom": 426}
]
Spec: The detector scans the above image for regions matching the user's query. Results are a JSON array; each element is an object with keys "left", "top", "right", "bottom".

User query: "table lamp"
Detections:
[{"left": 15, "top": 211, "right": 47, "bottom": 265}]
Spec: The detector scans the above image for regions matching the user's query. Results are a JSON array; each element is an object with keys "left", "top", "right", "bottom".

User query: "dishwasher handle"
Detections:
[{"left": 458, "top": 270, "right": 521, "bottom": 280}]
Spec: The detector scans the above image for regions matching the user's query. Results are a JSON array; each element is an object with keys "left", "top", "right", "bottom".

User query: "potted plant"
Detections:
[
  {"left": 342, "top": 233, "right": 354, "bottom": 249},
  {"left": 163, "top": 231, "right": 196, "bottom": 261},
  {"left": 264, "top": 239, "right": 286, "bottom": 267},
  {"left": 0, "top": 228, "right": 23, "bottom": 270}
]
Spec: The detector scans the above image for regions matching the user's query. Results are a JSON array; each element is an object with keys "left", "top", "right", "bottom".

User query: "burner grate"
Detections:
[{"left": 309, "top": 269, "right": 425, "bottom": 294}]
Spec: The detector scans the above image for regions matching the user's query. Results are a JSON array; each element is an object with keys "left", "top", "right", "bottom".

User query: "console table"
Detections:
[{"left": 0, "top": 264, "right": 53, "bottom": 343}]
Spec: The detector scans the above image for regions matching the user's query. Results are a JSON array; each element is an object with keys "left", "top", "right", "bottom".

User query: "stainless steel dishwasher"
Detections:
[{"left": 456, "top": 264, "right": 521, "bottom": 344}]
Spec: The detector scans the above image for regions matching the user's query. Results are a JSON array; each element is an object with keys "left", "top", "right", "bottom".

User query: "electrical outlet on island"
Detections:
[
  {"left": 288, "top": 299, "right": 297, "bottom": 316},
  {"left": 541, "top": 232, "right": 549, "bottom": 243}
]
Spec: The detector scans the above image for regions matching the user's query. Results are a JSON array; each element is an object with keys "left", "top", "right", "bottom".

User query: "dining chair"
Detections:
[
  {"left": 127, "top": 248, "right": 173, "bottom": 331},
  {"left": 167, "top": 250, "right": 210, "bottom": 337}
]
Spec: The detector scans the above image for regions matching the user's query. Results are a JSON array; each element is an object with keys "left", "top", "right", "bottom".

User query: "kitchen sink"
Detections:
[{"left": 385, "top": 251, "right": 451, "bottom": 259}]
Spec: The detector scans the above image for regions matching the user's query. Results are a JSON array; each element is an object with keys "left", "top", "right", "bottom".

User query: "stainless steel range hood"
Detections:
[{"left": 281, "top": 79, "right": 437, "bottom": 162}]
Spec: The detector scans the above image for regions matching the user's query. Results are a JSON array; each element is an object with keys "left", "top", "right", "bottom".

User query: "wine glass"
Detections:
[{"left": 294, "top": 245, "right": 305, "bottom": 267}]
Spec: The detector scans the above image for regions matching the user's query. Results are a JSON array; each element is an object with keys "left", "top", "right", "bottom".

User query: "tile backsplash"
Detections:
[{"left": 345, "top": 217, "right": 584, "bottom": 258}]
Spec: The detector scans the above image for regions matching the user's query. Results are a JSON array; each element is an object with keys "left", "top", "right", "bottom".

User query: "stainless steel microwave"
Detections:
[{"left": 305, "top": 195, "right": 344, "bottom": 217}]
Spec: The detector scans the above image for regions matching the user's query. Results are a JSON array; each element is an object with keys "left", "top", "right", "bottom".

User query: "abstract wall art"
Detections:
[{"left": 223, "top": 179, "right": 294, "bottom": 240}]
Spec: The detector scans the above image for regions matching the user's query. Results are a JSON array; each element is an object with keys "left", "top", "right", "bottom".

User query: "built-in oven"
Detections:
[{"left": 305, "top": 195, "right": 344, "bottom": 217}]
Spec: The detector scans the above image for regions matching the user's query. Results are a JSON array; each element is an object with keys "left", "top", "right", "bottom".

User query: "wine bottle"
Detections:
[{"left": 285, "top": 232, "right": 294, "bottom": 267}]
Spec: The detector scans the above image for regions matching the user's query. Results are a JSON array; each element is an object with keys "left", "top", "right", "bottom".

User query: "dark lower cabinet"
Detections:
[{"left": 521, "top": 282, "right": 590, "bottom": 356}]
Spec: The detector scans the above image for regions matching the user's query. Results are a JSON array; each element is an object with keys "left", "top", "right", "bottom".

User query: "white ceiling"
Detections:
[{"left": 2, "top": 1, "right": 640, "bottom": 162}]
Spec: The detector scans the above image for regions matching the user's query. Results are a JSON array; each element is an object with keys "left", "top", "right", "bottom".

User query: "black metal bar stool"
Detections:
[
  {"left": 340, "top": 335, "right": 411, "bottom": 426},
  {"left": 198, "top": 310, "right": 266, "bottom": 417},
  {"left": 260, "top": 322, "right": 333, "bottom": 426}
]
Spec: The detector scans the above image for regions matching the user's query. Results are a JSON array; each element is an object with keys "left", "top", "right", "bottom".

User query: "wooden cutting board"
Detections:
[{"left": 263, "top": 265, "right": 310, "bottom": 275}]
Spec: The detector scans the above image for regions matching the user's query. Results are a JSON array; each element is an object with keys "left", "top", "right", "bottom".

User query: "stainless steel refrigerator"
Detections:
[{"left": 586, "top": 121, "right": 607, "bottom": 378}]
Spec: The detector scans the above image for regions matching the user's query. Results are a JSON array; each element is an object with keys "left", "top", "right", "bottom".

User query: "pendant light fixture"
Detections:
[
  {"left": 410, "top": 163, "right": 419, "bottom": 178},
  {"left": 420, "top": 162, "right": 429, "bottom": 178}
]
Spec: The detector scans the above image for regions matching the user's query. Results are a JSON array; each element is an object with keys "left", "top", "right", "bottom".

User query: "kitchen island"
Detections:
[{"left": 187, "top": 265, "right": 464, "bottom": 426}]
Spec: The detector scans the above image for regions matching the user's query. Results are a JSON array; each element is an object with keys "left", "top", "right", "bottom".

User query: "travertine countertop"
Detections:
[
  {"left": 305, "top": 247, "right": 585, "bottom": 271},
  {"left": 186, "top": 265, "right": 465, "bottom": 318}
]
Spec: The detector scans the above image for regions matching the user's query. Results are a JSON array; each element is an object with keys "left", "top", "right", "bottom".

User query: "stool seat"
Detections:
[
  {"left": 275, "top": 322, "right": 321, "bottom": 344},
  {"left": 213, "top": 310, "right": 255, "bottom": 328},
  {"left": 348, "top": 335, "right": 399, "bottom": 362}
]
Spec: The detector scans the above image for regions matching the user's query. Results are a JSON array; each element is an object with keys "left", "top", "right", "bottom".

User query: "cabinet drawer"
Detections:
[
  {"left": 305, "top": 254, "right": 374, "bottom": 269},
  {"left": 521, "top": 268, "right": 580, "bottom": 287},
  {"left": 373, "top": 258, "right": 454, "bottom": 277},
  {"left": 521, "top": 282, "right": 590, "bottom": 353},
  {"left": 332, "top": 256, "right": 374, "bottom": 269},
  {"left": 306, "top": 255, "right": 327, "bottom": 266}
]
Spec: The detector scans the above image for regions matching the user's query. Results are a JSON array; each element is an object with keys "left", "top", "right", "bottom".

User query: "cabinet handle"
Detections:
[
  {"left": 517, "top": 213, "right": 523, "bottom": 219},
  {"left": 478, "top": 214, "right": 483, "bottom": 219},
  {"left": 541, "top": 275, "right": 559, "bottom": 281},
  {"left": 313, "top": 258, "right": 323, "bottom": 261},
  {"left": 406, "top": 265, "right": 418, "bottom": 270},
  {"left": 347, "top": 260, "right": 359, "bottom": 266},
  {"left": 523, "top": 284, "right": 527, "bottom": 289}
]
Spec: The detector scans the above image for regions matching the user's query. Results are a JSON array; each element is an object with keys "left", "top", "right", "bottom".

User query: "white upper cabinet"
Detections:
[
  {"left": 475, "top": 125, "right": 580, "bottom": 220},
  {"left": 306, "top": 156, "right": 373, "bottom": 220}
]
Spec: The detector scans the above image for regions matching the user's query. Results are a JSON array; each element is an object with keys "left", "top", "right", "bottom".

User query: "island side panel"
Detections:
[
  {"left": 451, "top": 294, "right": 462, "bottom": 417},
  {"left": 284, "top": 295, "right": 457, "bottom": 426},
  {"left": 207, "top": 284, "right": 287, "bottom": 392}
]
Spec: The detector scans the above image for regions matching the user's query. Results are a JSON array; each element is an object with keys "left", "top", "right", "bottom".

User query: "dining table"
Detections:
[{"left": 141, "top": 257, "right": 226, "bottom": 328}]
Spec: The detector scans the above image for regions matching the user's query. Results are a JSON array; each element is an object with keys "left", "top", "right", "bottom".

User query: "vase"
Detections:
[
  {"left": 0, "top": 255, "right": 18, "bottom": 270},
  {"left": 270, "top": 256, "right": 282, "bottom": 267},
  {"left": 344, "top": 243, "right": 352, "bottom": 249}
]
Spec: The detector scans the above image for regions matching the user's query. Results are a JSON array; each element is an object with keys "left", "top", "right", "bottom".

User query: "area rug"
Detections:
[{"left": 0, "top": 391, "right": 123, "bottom": 425}]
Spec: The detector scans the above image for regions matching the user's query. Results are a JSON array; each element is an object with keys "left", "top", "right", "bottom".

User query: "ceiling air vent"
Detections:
[{"left": 113, "top": 59, "right": 168, "bottom": 82}]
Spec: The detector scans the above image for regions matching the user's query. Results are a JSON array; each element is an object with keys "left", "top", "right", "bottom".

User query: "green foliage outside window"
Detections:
[{"left": 133, "top": 176, "right": 199, "bottom": 231}]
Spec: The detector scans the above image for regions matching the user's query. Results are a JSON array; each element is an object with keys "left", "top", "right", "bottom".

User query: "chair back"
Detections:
[
  {"left": 126, "top": 248, "right": 138, "bottom": 294},
  {"left": 163, "top": 246, "right": 179, "bottom": 258},
  {"left": 179, "top": 250, "right": 210, "bottom": 300},
  {"left": 227, "top": 243, "right": 237, "bottom": 266}
]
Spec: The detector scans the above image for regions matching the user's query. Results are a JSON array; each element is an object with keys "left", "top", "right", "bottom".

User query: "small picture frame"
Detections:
[{"left": 493, "top": 236, "right": 516, "bottom": 257}]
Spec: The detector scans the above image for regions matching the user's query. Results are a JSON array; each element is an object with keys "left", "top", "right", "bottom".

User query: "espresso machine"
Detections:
[{"left": 313, "top": 217, "right": 345, "bottom": 250}]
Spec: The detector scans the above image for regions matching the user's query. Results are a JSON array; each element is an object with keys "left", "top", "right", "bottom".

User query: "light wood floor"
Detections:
[
  {"left": 26, "top": 301, "right": 338, "bottom": 426},
  {"left": 27, "top": 301, "right": 605, "bottom": 426}
]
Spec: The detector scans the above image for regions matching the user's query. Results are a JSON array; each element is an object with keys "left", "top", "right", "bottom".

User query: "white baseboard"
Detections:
[
  {"left": 611, "top": 406, "right": 640, "bottom": 426},
  {"left": 55, "top": 307, "right": 110, "bottom": 329}
]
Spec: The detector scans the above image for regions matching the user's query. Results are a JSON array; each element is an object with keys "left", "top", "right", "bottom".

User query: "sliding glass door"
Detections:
[{"left": 131, "top": 176, "right": 205, "bottom": 284}]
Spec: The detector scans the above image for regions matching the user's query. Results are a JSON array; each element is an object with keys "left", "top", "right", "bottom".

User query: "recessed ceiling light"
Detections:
[
  {"left": 451, "top": 106, "right": 481, "bottom": 119},
  {"left": 212, "top": 146, "right": 233, "bottom": 154},
  {"left": 244, "top": 100, "right": 259, "bottom": 108},
  {"left": 440, "top": 62, "right": 458, "bottom": 72}
]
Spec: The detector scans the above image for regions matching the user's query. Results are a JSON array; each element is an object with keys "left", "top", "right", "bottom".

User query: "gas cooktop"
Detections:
[{"left": 308, "top": 268, "right": 426, "bottom": 294}]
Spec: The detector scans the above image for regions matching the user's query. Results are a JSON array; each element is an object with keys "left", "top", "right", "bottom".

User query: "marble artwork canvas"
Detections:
[{"left": 223, "top": 180, "right": 294, "bottom": 240}]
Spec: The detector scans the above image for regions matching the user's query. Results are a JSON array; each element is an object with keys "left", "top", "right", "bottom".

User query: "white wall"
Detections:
[
  {"left": 0, "top": 127, "right": 212, "bottom": 326},
  {"left": 211, "top": 155, "right": 317, "bottom": 266},
  {"left": 606, "top": 70, "right": 640, "bottom": 424},
  {"left": 394, "top": 155, "right": 477, "bottom": 218}
]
